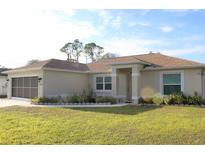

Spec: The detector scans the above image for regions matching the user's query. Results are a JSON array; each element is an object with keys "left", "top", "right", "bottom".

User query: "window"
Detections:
[
  {"left": 162, "top": 73, "right": 182, "bottom": 95},
  {"left": 105, "top": 77, "right": 112, "bottom": 90},
  {"left": 96, "top": 77, "right": 103, "bottom": 90},
  {"left": 96, "top": 76, "right": 112, "bottom": 90}
]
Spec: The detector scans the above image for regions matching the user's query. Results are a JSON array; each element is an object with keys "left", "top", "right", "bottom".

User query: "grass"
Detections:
[{"left": 0, "top": 105, "right": 205, "bottom": 144}]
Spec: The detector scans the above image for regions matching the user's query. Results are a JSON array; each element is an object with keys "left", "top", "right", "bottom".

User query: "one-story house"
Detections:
[
  {"left": 4, "top": 52, "right": 205, "bottom": 104},
  {"left": 0, "top": 68, "right": 9, "bottom": 96}
]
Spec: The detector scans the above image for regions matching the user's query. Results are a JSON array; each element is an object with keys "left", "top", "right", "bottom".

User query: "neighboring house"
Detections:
[
  {"left": 0, "top": 68, "right": 9, "bottom": 96},
  {"left": 4, "top": 52, "right": 205, "bottom": 104}
]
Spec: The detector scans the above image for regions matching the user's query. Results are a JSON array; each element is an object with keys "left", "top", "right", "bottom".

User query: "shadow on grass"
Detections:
[{"left": 65, "top": 105, "right": 163, "bottom": 115}]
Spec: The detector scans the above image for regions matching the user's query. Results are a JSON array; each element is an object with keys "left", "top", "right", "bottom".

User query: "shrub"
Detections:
[
  {"left": 31, "top": 97, "right": 47, "bottom": 104},
  {"left": 70, "top": 95, "right": 80, "bottom": 103},
  {"left": 78, "top": 90, "right": 87, "bottom": 103},
  {"left": 64, "top": 96, "right": 70, "bottom": 103},
  {"left": 168, "top": 92, "right": 187, "bottom": 105},
  {"left": 138, "top": 92, "right": 204, "bottom": 106},
  {"left": 96, "top": 96, "right": 117, "bottom": 104},
  {"left": 0, "top": 95, "right": 7, "bottom": 98},
  {"left": 86, "top": 96, "right": 96, "bottom": 103},
  {"left": 138, "top": 97, "right": 144, "bottom": 104},
  {"left": 143, "top": 97, "right": 154, "bottom": 104},
  {"left": 187, "top": 92, "right": 204, "bottom": 105},
  {"left": 152, "top": 93, "right": 163, "bottom": 105},
  {"left": 49, "top": 97, "right": 58, "bottom": 104},
  {"left": 87, "top": 89, "right": 96, "bottom": 103},
  {"left": 163, "top": 96, "right": 172, "bottom": 105}
]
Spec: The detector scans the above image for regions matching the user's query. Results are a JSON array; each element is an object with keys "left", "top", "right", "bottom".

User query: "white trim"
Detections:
[
  {"left": 5, "top": 67, "right": 42, "bottom": 74},
  {"left": 116, "top": 95, "right": 126, "bottom": 98},
  {"left": 142, "top": 65, "right": 205, "bottom": 71},
  {"left": 160, "top": 70, "right": 184, "bottom": 95},
  {"left": 132, "top": 96, "right": 139, "bottom": 100},
  {"left": 132, "top": 72, "right": 140, "bottom": 77},
  {"left": 43, "top": 67, "right": 89, "bottom": 74}
]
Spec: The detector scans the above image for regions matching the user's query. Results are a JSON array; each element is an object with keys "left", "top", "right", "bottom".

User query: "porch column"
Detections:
[
  {"left": 7, "top": 76, "right": 11, "bottom": 99},
  {"left": 112, "top": 68, "right": 118, "bottom": 98},
  {"left": 132, "top": 67, "right": 141, "bottom": 104}
]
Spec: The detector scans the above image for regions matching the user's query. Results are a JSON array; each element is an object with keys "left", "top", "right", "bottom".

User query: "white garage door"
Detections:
[{"left": 12, "top": 76, "right": 38, "bottom": 98}]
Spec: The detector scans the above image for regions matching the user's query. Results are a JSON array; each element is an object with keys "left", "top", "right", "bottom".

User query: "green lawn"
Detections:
[{"left": 0, "top": 105, "right": 205, "bottom": 144}]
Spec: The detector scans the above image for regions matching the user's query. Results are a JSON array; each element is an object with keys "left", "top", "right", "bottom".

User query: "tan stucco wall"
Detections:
[
  {"left": 184, "top": 68, "right": 202, "bottom": 96},
  {"left": 118, "top": 72, "right": 127, "bottom": 97},
  {"left": 139, "top": 70, "right": 160, "bottom": 97},
  {"left": 0, "top": 76, "right": 7, "bottom": 95},
  {"left": 139, "top": 68, "right": 203, "bottom": 97},
  {"left": 6, "top": 67, "right": 203, "bottom": 99},
  {"left": 43, "top": 70, "right": 89, "bottom": 97},
  {"left": 7, "top": 70, "right": 43, "bottom": 99}
]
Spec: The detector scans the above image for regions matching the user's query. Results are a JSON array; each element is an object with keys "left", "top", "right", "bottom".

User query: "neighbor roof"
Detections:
[
  {"left": 5, "top": 52, "right": 205, "bottom": 73},
  {"left": 0, "top": 68, "right": 10, "bottom": 76}
]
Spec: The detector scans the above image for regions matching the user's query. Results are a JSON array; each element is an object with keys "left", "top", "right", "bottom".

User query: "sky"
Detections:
[{"left": 0, "top": 1, "right": 205, "bottom": 68}]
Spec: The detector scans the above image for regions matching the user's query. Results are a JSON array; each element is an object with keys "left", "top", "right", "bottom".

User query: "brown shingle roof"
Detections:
[
  {"left": 135, "top": 53, "right": 202, "bottom": 67},
  {"left": 87, "top": 56, "right": 145, "bottom": 72},
  {"left": 7, "top": 53, "right": 204, "bottom": 73},
  {"left": 87, "top": 53, "right": 203, "bottom": 72},
  {"left": 43, "top": 59, "right": 89, "bottom": 72},
  {"left": 11, "top": 59, "right": 89, "bottom": 72}
]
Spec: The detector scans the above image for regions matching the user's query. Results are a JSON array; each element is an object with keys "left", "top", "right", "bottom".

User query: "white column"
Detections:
[
  {"left": 38, "top": 70, "right": 44, "bottom": 97},
  {"left": 132, "top": 67, "right": 141, "bottom": 104},
  {"left": 7, "top": 76, "right": 11, "bottom": 99},
  {"left": 112, "top": 68, "right": 118, "bottom": 98}
]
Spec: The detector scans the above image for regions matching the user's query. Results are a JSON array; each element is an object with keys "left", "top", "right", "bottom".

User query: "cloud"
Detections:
[
  {"left": 164, "top": 9, "right": 190, "bottom": 13},
  {"left": 0, "top": 4, "right": 100, "bottom": 68},
  {"left": 111, "top": 16, "right": 122, "bottom": 29},
  {"left": 137, "top": 22, "right": 151, "bottom": 27},
  {"left": 102, "top": 37, "right": 163, "bottom": 56},
  {"left": 102, "top": 36, "right": 205, "bottom": 58},
  {"left": 161, "top": 26, "right": 174, "bottom": 32},
  {"left": 97, "top": 10, "right": 122, "bottom": 29},
  {"left": 161, "top": 46, "right": 205, "bottom": 56},
  {"left": 139, "top": 9, "right": 151, "bottom": 15},
  {"left": 128, "top": 21, "right": 151, "bottom": 27},
  {"left": 128, "top": 22, "right": 137, "bottom": 27},
  {"left": 97, "top": 10, "right": 113, "bottom": 30}
]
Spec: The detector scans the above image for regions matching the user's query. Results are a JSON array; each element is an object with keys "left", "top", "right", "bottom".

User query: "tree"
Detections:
[
  {"left": 60, "top": 39, "right": 83, "bottom": 62},
  {"left": 71, "top": 39, "right": 83, "bottom": 62},
  {"left": 101, "top": 52, "right": 119, "bottom": 59},
  {"left": 60, "top": 42, "right": 74, "bottom": 61},
  {"left": 27, "top": 59, "right": 39, "bottom": 65},
  {"left": 84, "top": 43, "right": 104, "bottom": 62}
]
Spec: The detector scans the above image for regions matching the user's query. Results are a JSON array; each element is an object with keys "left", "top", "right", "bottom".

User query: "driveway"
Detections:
[{"left": 0, "top": 99, "right": 38, "bottom": 108}]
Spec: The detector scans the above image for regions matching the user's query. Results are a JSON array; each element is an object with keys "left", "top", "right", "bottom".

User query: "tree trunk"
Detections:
[{"left": 67, "top": 54, "right": 70, "bottom": 61}]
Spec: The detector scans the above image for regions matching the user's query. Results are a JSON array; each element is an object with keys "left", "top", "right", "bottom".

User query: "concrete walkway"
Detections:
[
  {"left": 0, "top": 99, "right": 128, "bottom": 108},
  {"left": 0, "top": 99, "right": 38, "bottom": 108}
]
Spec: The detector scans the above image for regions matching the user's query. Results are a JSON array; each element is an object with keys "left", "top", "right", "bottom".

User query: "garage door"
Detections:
[{"left": 12, "top": 76, "right": 38, "bottom": 98}]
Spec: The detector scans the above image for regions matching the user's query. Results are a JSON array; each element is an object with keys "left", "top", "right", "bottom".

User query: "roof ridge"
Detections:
[
  {"left": 45, "top": 58, "right": 88, "bottom": 66},
  {"left": 133, "top": 56, "right": 161, "bottom": 67},
  {"left": 39, "top": 59, "right": 54, "bottom": 68},
  {"left": 95, "top": 52, "right": 157, "bottom": 62}
]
